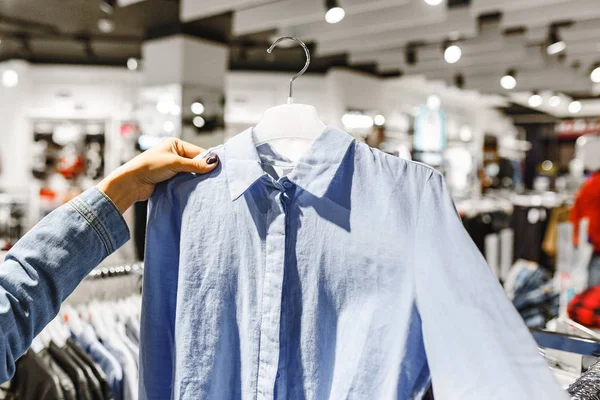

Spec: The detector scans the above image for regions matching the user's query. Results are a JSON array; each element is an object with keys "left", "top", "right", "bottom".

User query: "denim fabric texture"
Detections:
[
  {"left": 0, "top": 188, "right": 130, "bottom": 383},
  {"left": 141, "top": 127, "right": 567, "bottom": 400}
]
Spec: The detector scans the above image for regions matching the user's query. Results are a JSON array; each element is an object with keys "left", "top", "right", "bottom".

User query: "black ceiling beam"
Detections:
[{"left": 0, "top": 14, "right": 60, "bottom": 35}]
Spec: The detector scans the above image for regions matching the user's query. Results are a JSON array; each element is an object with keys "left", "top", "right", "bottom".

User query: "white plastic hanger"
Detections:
[{"left": 253, "top": 36, "right": 326, "bottom": 163}]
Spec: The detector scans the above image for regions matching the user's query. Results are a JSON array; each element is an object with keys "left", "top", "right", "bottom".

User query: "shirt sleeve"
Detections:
[
  {"left": 0, "top": 188, "right": 129, "bottom": 383},
  {"left": 413, "top": 171, "right": 567, "bottom": 400},
  {"left": 139, "top": 182, "right": 180, "bottom": 400}
]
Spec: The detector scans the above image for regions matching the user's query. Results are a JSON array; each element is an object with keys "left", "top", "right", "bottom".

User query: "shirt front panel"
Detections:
[{"left": 142, "top": 128, "right": 567, "bottom": 400}]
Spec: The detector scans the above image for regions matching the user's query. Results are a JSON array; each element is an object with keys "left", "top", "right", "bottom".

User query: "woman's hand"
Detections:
[{"left": 96, "top": 138, "right": 218, "bottom": 213}]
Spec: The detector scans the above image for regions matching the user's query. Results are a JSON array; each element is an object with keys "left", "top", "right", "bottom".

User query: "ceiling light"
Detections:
[
  {"left": 193, "top": 116, "right": 206, "bottom": 128},
  {"left": 591, "top": 65, "right": 600, "bottom": 83},
  {"left": 98, "top": 18, "right": 115, "bottom": 33},
  {"left": 547, "top": 41, "right": 566, "bottom": 55},
  {"left": 157, "top": 100, "right": 172, "bottom": 114},
  {"left": 100, "top": 0, "right": 116, "bottom": 14},
  {"left": 459, "top": 125, "right": 473, "bottom": 142},
  {"left": 542, "top": 160, "right": 553, "bottom": 171},
  {"left": 547, "top": 29, "right": 566, "bottom": 55},
  {"left": 500, "top": 69, "right": 517, "bottom": 90},
  {"left": 549, "top": 95, "right": 561, "bottom": 107},
  {"left": 444, "top": 44, "right": 462, "bottom": 64},
  {"left": 374, "top": 114, "right": 386, "bottom": 126},
  {"left": 126, "top": 58, "right": 138, "bottom": 71},
  {"left": 424, "top": 0, "right": 443, "bottom": 5},
  {"left": 2, "top": 69, "right": 18, "bottom": 88},
  {"left": 191, "top": 102, "right": 205, "bottom": 115},
  {"left": 427, "top": 94, "right": 441, "bottom": 110},
  {"left": 170, "top": 104, "right": 181, "bottom": 116},
  {"left": 163, "top": 121, "right": 175, "bottom": 133},
  {"left": 568, "top": 100, "right": 582, "bottom": 114},
  {"left": 325, "top": 0, "right": 345, "bottom": 24},
  {"left": 528, "top": 91, "right": 543, "bottom": 108}
]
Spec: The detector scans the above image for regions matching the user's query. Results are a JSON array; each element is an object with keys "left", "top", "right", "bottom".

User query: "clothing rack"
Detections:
[
  {"left": 67, "top": 262, "right": 144, "bottom": 305},
  {"left": 87, "top": 262, "right": 144, "bottom": 280}
]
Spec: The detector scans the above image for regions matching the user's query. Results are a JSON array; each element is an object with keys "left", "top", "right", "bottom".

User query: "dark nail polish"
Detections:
[{"left": 206, "top": 155, "right": 219, "bottom": 165}]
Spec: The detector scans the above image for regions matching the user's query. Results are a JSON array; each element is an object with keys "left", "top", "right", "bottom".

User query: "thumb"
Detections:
[{"left": 175, "top": 153, "right": 219, "bottom": 174}]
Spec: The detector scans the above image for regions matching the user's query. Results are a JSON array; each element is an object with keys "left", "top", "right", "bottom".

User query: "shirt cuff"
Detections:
[{"left": 69, "top": 188, "right": 130, "bottom": 256}]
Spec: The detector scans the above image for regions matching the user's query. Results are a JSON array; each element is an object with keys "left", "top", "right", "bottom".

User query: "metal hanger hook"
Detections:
[{"left": 267, "top": 36, "right": 311, "bottom": 103}]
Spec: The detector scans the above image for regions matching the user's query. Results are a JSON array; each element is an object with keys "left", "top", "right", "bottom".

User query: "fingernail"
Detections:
[{"left": 206, "top": 155, "right": 219, "bottom": 165}]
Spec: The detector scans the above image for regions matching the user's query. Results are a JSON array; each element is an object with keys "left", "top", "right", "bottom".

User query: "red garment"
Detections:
[
  {"left": 570, "top": 172, "right": 600, "bottom": 252},
  {"left": 568, "top": 285, "right": 600, "bottom": 328}
]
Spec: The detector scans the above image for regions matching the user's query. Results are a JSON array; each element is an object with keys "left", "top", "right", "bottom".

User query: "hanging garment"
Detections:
[
  {"left": 568, "top": 285, "right": 600, "bottom": 328},
  {"left": 141, "top": 127, "right": 567, "bottom": 400},
  {"left": 103, "top": 339, "right": 137, "bottom": 400},
  {"left": 66, "top": 340, "right": 113, "bottom": 400},
  {"left": 66, "top": 340, "right": 111, "bottom": 400},
  {"left": 39, "top": 349, "right": 77, "bottom": 400},
  {"left": 76, "top": 325, "right": 123, "bottom": 400},
  {"left": 64, "top": 345, "right": 104, "bottom": 400},
  {"left": 48, "top": 341, "right": 93, "bottom": 400},
  {"left": 570, "top": 171, "right": 600, "bottom": 252},
  {"left": 8, "top": 350, "right": 65, "bottom": 400}
]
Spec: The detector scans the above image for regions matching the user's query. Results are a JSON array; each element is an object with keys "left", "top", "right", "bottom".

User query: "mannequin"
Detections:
[{"left": 252, "top": 37, "right": 326, "bottom": 164}]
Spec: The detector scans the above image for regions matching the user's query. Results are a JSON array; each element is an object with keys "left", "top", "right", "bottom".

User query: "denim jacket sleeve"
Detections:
[{"left": 0, "top": 188, "right": 130, "bottom": 382}]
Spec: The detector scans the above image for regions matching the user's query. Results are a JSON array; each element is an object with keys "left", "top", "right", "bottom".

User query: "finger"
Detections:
[
  {"left": 175, "top": 154, "right": 219, "bottom": 174},
  {"left": 172, "top": 139, "right": 206, "bottom": 159}
]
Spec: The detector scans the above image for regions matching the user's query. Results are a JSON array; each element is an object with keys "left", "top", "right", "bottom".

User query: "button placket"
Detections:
[{"left": 256, "top": 190, "right": 287, "bottom": 400}]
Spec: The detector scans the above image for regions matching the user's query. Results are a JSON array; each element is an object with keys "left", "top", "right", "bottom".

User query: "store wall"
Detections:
[
  {"left": 1, "top": 63, "right": 512, "bottom": 198},
  {"left": 0, "top": 62, "right": 142, "bottom": 194}
]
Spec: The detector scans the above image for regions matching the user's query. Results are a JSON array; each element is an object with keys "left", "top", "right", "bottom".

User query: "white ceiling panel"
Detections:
[
  {"left": 501, "top": 0, "right": 600, "bottom": 29},
  {"left": 379, "top": 46, "right": 531, "bottom": 73},
  {"left": 181, "top": 0, "right": 273, "bottom": 22},
  {"left": 470, "top": 0, "right": 572, "bottom": 16},
  {"left": 232, "top": 0, "right": 410, "bottom": 37},
  {"left": 285, "top": 0, "right": 446, "bottom": 42},
  {"left": 560, "top": 19, "right": 600, "bottom": 42},
  {"left": 316, "top": 8, "right": 476, "bottom": 56}
]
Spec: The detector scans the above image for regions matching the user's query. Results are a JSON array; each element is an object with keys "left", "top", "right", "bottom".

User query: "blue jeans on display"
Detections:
[{"left": 589, "top": 255, "right": 600, "bottom": 288}]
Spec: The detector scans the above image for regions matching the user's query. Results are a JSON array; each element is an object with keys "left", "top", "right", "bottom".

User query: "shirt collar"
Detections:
[{"left": 224, "top": 127, "right": 355, "bottom": 201}]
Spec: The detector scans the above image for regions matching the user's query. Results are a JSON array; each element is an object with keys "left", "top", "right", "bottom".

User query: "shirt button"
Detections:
[
  {"left": 283, "top": 182, "right": 293, "bottom": 189},
  {"left": 276, "top": 372, "right": 281, "bottom": 379}
]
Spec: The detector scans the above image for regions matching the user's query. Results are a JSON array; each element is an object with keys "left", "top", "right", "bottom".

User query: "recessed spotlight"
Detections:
[
  {"left": 528, "top": 91, "right": 543, "bottom": 108},
  {"left": 98, "top": 18, "right": 115, "bottom": 33},
  {"left": 591, "top": 66, "right": 600, "bottom": 83},
  {"left": 500, "top": 69, "right": 517, "bottom": 90},
  {"left": 191, "top": 102, "right": 205, "bottom": 115},
  {"left": 568, "top": 100, "right": 582, "bottom": 114},
  {"left": 427, "top": 95, "right": 441, "bottom": 110},
  {"left": 193, "top": 116, "right": 206, "bottom": 128},
  {"left": 157, "top": 100, "right": 172, "bottom": 114},
  {"left": 163, "top": 121, "right": 175, "bottom": 133},
  {"left": 2, "top": 69, "right": 18, "bottom": 88},
  {"left": 444, "top": 44, "right": 462, "bottom": 64},
  {"left": 374, "top": 114, "right": 386, "bottom": 126},
  {"left": 126, "top": 58, "right": 138, "bottom": 71},
  {"left": 100, "top": 0, "right": 116, "bottom": 14},
  {"left": 424, "top": 0, "right": 443, "bottom": 5},
  {"left": 547, "top": 28, "right": 566, "bottom": 55},
  {"left": 549, "top": 95, "right": 561, "bottom": 107},
  {"left": 325, "top": 0, "right": 345, "bottom": 24}
]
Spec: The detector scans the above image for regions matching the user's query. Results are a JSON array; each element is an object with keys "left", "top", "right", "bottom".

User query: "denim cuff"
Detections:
[{"left": 69, "top": 188, "right": 130, "bottom": 256}]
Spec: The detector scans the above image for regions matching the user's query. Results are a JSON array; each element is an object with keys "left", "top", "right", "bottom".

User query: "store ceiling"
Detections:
[{"left": 1, "top": 0, "right": 599, "bottom": 100}]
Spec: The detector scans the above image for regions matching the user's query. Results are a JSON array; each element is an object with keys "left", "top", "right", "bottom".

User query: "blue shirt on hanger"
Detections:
[{"left": 141, "top": 127, "right": 567, "bottom": 400}]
